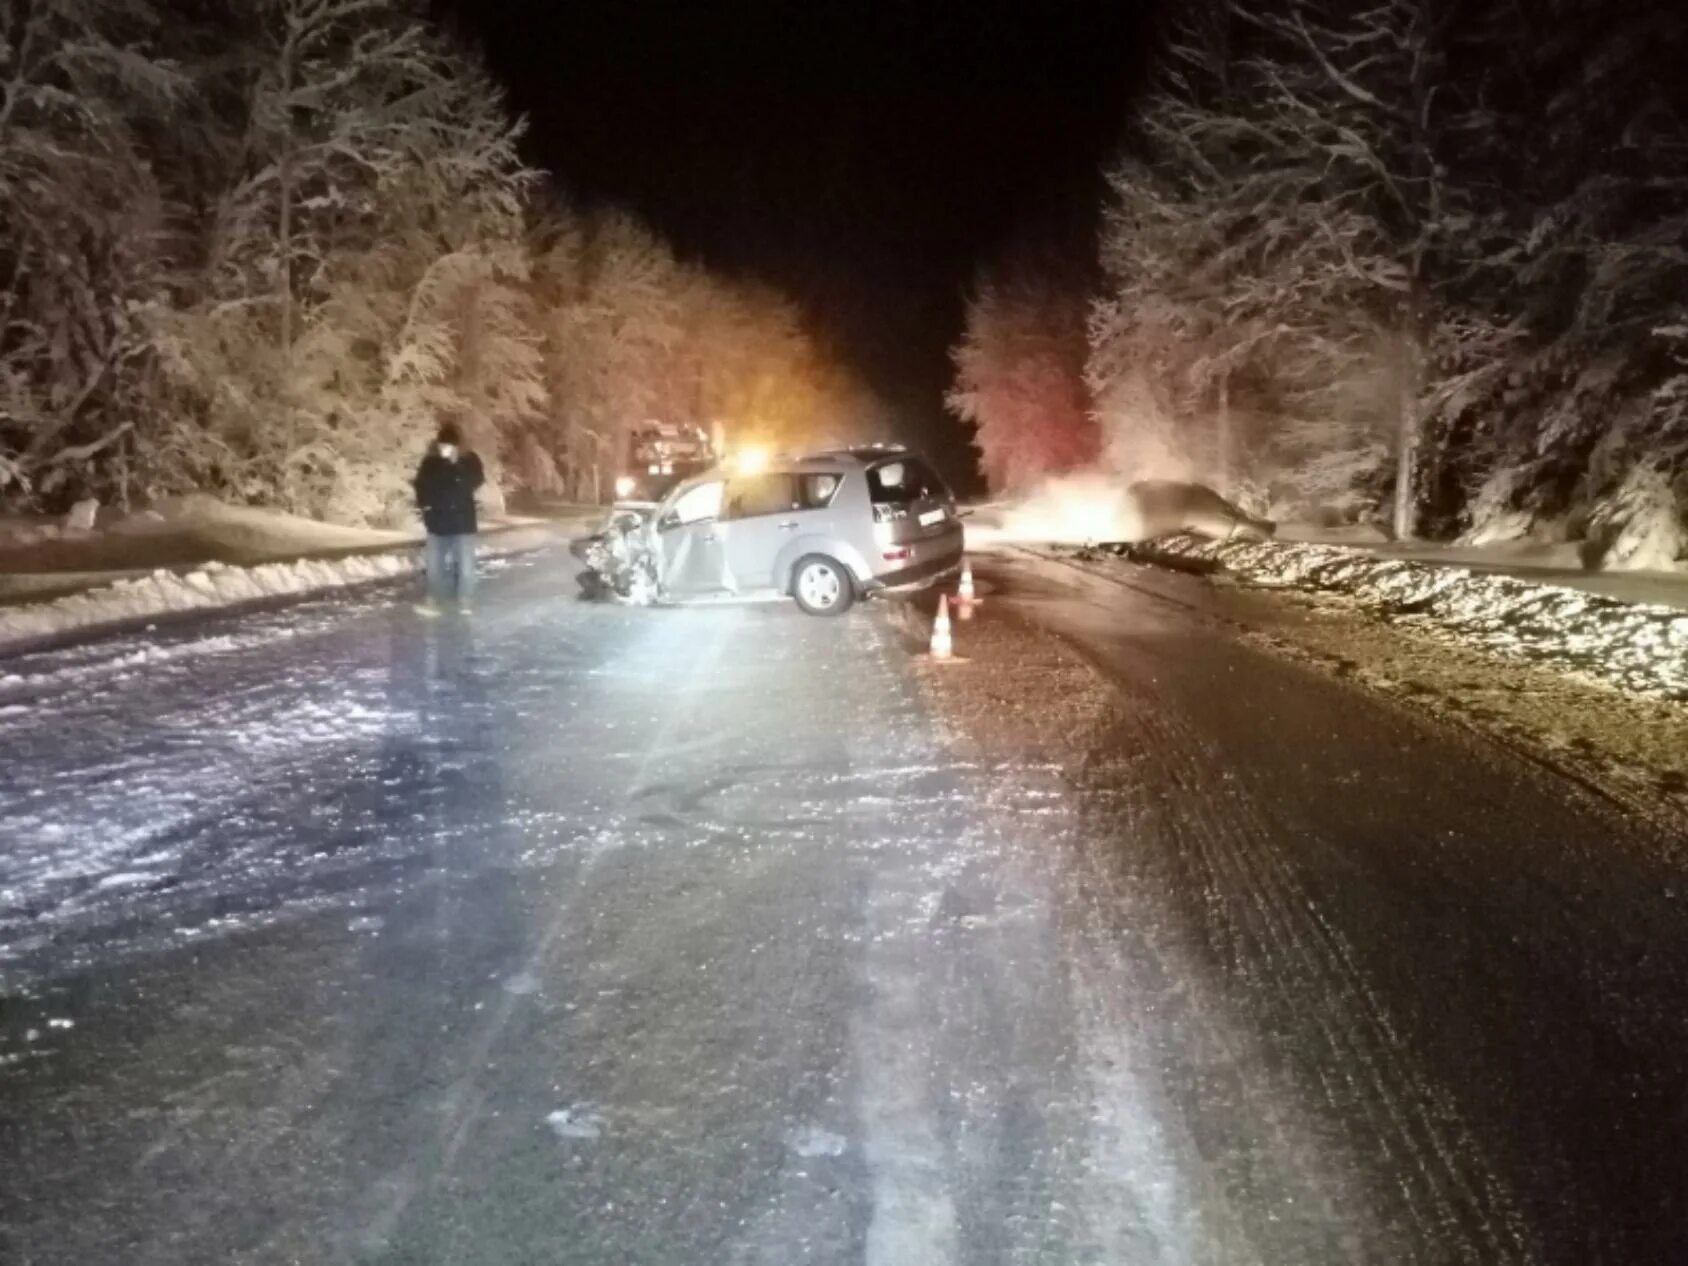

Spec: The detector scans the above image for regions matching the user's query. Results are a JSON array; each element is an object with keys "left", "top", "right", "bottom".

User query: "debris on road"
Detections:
[{"left": 545, "top": 1106, "right": 607, "bottom": 1140}]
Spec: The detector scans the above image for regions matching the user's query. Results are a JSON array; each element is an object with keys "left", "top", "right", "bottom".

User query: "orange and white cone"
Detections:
[
  {"left": 929, "top": 594, "right": 954, "bottom": 660},
  {"left": 956, "top": 558, "right": 979, "bottom": 620}
]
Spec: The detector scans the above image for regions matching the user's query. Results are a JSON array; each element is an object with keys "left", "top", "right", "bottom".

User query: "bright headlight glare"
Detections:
[{"left": 734, "top": 446, "right": 770, "bottom": 475}]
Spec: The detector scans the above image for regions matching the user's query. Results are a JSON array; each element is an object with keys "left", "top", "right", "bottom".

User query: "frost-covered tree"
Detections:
[
  {"left": 532, "top": 208, "right": 869, "bottom": 501},
  {"left": 1088, "top": 6, "right": 1403, "bottom": 518},
  {"left": 1431, "top": 0, "right": 1688, "bottom": 563},
  {"left": 531, "top": 209, "right": 687, "bottom": 499},
  {"left": 0, "top": 0, "right": 186, "bottom": 502},
  {"left": 1087, "top": 0, "right": 1533, "bottom": 530},
  {"left": 947, "top": 247, "right": 1098, "bottom": 495},
  {"left": 153, "top": 0, "right": 538, "bottom": 522},
  {"left": 1239, "top": 0, "right": 1462, "bottom": 535},
  {"left": 969, "top": 0, "right": 1685, "bottom": 560},
  {"left": 690, "top": 280, "right": 853, "bottom": 454},
  {"left": 0, "top": 0, "right": 877, "bottom": 522}
]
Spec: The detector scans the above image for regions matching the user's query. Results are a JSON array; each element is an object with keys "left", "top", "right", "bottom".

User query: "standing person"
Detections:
[{"left": 412, "top": 421, "right": 485, "bottom": 615}]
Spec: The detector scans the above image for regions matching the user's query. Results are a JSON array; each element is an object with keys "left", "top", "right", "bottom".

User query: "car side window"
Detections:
[
  {"left": 665, "top": 480, "right": 724, "bottom": 528},
  {"left": 797, "top": 472, "right": 843, "bottom": 510},
  {"left": 725, "top": 473, "right": 800, "bottom": 520}
]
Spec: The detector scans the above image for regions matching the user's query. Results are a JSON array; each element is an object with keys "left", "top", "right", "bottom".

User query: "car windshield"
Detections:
[{"left": 866, "top": 457, "right": 945, "bottom": 504}]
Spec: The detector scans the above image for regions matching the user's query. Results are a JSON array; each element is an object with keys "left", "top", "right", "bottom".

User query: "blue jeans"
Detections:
[{"left": 424, "top": 534, "right": 477, "bottom": 605}]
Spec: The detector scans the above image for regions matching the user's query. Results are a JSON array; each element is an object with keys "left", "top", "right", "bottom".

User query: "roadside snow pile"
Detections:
[
  {"left": 160, "top": 493, "right": 413, "bottom": 557},
  {"left": 0, "top": 552, "right": 416, "bottom": 653},
  {"left": 1132, "top": 536, "right": 1688, "bottom": 702}
]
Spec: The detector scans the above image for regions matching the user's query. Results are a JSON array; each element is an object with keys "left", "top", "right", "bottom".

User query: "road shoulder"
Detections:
[{"left": 1031, "top": 548, "right": 1688, "bottom": 838}]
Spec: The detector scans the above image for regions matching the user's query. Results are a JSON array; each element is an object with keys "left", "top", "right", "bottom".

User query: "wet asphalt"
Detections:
[{"left": 1, "top": 548, "right": 1685, "bottom": 1264}]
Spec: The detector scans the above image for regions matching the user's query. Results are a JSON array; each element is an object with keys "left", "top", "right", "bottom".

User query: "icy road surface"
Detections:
[{"left": 0, "top": 549, "right": 1684, "bottom": 1263}]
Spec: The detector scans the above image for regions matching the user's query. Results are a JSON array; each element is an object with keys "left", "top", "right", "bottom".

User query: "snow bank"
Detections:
[
  {"left": 1128, "top": 536, "right": 1688, "bottom": 702},
  {"left": 0, "top": 552, "right": 417, "bottom": 653},
  {"left": 158, "top": 493, "right": 413, "bottom": 556},
  {"left": 1584, "top": 466, "right": 1687, "bottom": 572}
]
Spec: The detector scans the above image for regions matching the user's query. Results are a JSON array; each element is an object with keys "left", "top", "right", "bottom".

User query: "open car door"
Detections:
[{"left": 653, "top": 479, "right": 728, "bottom": 598}]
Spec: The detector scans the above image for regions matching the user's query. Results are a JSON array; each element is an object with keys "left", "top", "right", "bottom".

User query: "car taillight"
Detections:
[{"left": 881, "top": 547, "right": 911, "bottom": 562}]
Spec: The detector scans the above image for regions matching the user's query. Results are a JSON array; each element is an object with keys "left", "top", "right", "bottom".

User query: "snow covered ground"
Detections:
[
  {"left": 0, "top": 511, "right": 572, "bottom": 656},
  {"left": 1109, "top": 536, "right": 1688, "bottom": 703},
  {"left": 906, "top": 565, "right": 1688, "bottom": 1260},
  {"left": 6, "top": 541, "right": 1687, "bottom": 1261},
  {"left": 970, "top": 494, "right": 1685, "bottom": 600},
  {"left": 9, "top": 548, "right": 1653, "bottom": 1264},
  {"left": 0, "top": 552, "right": 419, "bottom": 654},
  {"left": 0, "top": 496, "right": 412, "bottom": 586},
  {"left": 1272, "top": 527, "right": 1688, "bottom": 613}
]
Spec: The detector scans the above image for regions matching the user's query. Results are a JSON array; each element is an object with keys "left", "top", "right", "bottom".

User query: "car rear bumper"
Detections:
[{"left": 862, "top": 541, "right": 964, "bottom": 593}]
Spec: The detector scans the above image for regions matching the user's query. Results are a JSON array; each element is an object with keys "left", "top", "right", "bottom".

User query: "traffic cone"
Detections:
[
  {"left": 929, "top": 594, "right": 954, "bottom": 660},
  {"left": 958, "top": 559, "right": 977, "bottom": 604},
  {"left": 956, "top": 558, "right": 979, "bottom": 620}
]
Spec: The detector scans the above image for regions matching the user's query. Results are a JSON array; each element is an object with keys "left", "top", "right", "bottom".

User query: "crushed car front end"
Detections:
[{"left": 571, "top": 504, "right": 660, "bottom": 604}]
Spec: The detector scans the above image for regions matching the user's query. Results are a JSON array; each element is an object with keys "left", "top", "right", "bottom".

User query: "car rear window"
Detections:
[{"left": 866, "top": 457, "right": 945, "bottom": 504}]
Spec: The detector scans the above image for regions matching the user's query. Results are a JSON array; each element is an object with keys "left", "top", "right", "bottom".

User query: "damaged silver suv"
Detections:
[{"left": 575, "top": 448, "right": 964, "bottom": 615}]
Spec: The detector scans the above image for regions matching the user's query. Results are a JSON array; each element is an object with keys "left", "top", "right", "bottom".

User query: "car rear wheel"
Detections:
[{"left": 791, "top": 554, "right": 855, "bottom": 616}]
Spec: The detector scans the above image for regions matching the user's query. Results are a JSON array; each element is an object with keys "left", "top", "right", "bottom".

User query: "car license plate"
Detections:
[{"left": 918, "top": 508, "right": 946, "bottom": 527}]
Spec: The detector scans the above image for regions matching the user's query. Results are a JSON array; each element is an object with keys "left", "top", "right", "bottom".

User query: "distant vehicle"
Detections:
[
  {"left": 575, "top": 447, "right": 964, "bottom": 615},
  {"left": 613, "top": 423, "right": 716, "bottom": 504},
  {"left": 1124, "top": 480, "right": 1276, "bottom": 542}
]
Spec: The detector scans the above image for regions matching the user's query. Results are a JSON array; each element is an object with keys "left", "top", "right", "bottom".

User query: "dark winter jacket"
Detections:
[{"left": 413, "top": 446, "right": 486, "bottom": 536}]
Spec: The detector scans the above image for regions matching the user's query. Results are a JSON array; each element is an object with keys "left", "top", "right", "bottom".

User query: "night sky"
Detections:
[{"left": 445, "top": 0, "right": 1160, "bottom": 478}]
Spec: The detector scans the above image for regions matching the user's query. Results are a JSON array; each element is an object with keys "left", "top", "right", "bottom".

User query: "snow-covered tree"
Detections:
[
  {"left": 531, "top": 208, "right": 870, "bottom": 501},
  {"left": 0, "top": 0, "right": 868, "bottom": 523},
  {"left": 0, "top": 0, "right": 186, "bottom": 502},
  {"left": 530, "top": 209, "right": 687, "bottom": 499},
  {"left": 1087, "top": 9, "right": 1396, "bottom": 518},
  {"left": 1086, "top": 0, "right": 1535, "bottom": 529},
  {"left": 947, "top": 247, "right": 1099, "bottom": 495},
  {"left": 969, "top": 0, "right": 1682, "bottom": 560},
  {"left": 151, "top": 0, "right": 539, "bottom": 523},
  {"left": 1435, "top": 0, "right": 1688, "bottom": 560},
  {"left": 689, "top": 279, "right": 856, "bottom": 454}
]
